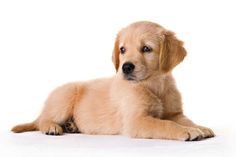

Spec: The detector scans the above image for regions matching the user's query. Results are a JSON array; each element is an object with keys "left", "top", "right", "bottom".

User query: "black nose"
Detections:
[{"left": 122, "top": 62, "right": 135, "bottom": 75}]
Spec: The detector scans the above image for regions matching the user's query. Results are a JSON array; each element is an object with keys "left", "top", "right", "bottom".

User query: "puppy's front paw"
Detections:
[
  {"left": 180, "top": 127, "right": 204, "bottom": 141},
  {"left": 196, "top": 126, "right": 215, "bottom": 138}
]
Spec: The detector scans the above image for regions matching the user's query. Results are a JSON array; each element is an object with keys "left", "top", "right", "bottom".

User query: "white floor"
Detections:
[{"left": 0, "top": 128, "right": 234, "bottom": 157}]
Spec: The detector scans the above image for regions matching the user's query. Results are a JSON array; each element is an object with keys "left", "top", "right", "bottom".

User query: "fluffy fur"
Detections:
[{"left": 12, "top": 21, "right": 215, "bottom": 141}]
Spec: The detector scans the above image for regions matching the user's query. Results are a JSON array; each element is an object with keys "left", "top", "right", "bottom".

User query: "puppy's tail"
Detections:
[{"left": 11, "top": 121, "right": 38, "bottom": 133}]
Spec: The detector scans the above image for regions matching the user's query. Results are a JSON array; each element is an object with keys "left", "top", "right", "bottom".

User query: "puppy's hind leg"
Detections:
[{"left": 38, "top": 83, "right": 81, "bottom": 136}]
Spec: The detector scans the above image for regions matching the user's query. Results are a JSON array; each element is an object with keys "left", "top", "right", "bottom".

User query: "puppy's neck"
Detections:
[{"left": 141, "top": 72, "right": 171, "bottom": 97}]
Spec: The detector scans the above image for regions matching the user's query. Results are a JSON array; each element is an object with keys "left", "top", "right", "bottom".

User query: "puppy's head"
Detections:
[{"left": 112, "top": 21, "right": 187, "bottom": 81}]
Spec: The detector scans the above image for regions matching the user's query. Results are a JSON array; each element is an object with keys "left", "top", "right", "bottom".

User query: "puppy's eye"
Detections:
[
  {"left": 120, "top": 47, "right": 126, "bottom": 54},
  {"left": 141, "top": 46, "right": 152, "bottom": 53}
]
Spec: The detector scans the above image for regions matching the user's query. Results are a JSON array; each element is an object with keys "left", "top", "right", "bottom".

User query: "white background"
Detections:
[{"left": 0, "top": 0, "right": 236, "bottom": 156}]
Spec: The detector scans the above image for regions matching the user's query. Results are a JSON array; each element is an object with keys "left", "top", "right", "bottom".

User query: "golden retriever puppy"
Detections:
[{"left": 12, "top": 21, "right": 215, "bottom": 141}]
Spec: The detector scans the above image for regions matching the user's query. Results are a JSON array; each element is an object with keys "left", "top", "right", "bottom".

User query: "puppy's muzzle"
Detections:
[{"left": 122, "top": 62, "right": 135, "bottom": 75}]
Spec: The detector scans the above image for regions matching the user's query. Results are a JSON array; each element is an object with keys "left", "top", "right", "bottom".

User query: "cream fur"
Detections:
[{"left": 12, "top": 21, "right": 215, "bottom": 141}]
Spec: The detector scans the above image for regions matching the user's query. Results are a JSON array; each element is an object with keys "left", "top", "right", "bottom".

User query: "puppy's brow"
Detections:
[
  {"left": 119, "top": 42, "right": 125, "bottom": 48},
  {"left": 143, "top": 41, "right": 156, "bottom": 48}
]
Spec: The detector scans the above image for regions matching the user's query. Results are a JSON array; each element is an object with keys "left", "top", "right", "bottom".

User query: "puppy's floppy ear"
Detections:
[
  {"left": 112, "top": 36, "right": 120, "bottom": 72},
  {"left": 159, "top": 31, "right": 187, "bottom": 73}
]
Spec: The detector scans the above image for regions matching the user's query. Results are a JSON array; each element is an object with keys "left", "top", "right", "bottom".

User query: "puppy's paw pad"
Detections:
[
  {"left": 62, "top": 121, "right": 79, "bottom": 133},
  {"left": 62, "top": 118, "right": 79, "bottom": 133}
]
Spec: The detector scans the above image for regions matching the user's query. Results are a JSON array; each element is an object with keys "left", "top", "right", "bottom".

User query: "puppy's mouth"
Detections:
[
  {"left": 123, "top": 72, "right": 151, "bottom": 82},
  {"left": 123, "top": 74, "right": 136, "bottom": 81}
]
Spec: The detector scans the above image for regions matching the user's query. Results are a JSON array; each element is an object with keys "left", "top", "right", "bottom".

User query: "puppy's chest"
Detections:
[
  {"left": 142, "top": 89, "right": 164, "bottom": 118},
  {"left": 145, "top": 85, "right": 166, "bottom": 118},
  {"left": 146, "top": 96, "right": 165, "bottom": 118}
]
